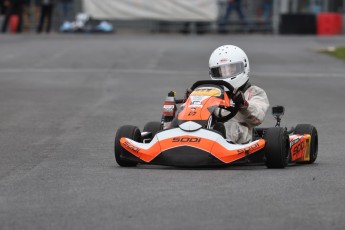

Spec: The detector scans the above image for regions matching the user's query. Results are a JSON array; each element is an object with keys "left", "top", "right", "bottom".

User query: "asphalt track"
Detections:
[{"left": 0, "top": 34, "right": 345, "bottom": 230}]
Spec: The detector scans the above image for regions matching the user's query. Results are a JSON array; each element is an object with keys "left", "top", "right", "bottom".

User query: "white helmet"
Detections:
[{"left": 209, "top": 45, "right": 250, "bottom": 90}]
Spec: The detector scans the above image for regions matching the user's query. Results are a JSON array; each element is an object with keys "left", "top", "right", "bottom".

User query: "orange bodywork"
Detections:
[
  {"left": 289, "top": 134, "right": 311, "bottom": 162},
  {"left": 211, "top": 139, "right": 265, "bottom": 163},
  {"left": 178, "top": 86, "right": 231, "bottom": 121},
  {"left": 120, "top": 132, "right": 265, "bottom": 164}
]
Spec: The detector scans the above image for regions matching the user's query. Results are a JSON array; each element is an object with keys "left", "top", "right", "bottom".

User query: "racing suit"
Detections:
[{"left": 216, "top": 84, "right": 269, "bottom": 144}]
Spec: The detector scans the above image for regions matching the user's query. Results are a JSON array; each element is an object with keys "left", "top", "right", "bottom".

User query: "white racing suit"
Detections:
[{"left": 215, "top": 85, "right": 269, "bottom": 144}]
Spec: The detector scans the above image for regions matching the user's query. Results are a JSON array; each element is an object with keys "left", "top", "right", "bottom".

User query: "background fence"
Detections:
[{"left": 1, "top": 0, "right": 344, "bottom": 33}]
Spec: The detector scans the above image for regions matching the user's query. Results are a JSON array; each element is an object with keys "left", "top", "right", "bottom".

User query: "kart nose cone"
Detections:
[
  {"left": 179, "top": 121, "right": 202, "bottom": 132},
  {"left": 151, "top": 146, "right": 224, "bottom": 167}
]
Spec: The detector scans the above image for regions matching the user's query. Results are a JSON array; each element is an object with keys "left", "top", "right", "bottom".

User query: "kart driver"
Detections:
[{"left": 208, "top": 45, "right": 269, "bottom": 144}]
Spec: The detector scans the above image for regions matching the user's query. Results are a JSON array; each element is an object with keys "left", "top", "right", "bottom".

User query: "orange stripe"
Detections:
[
  {"left": 120, "top": 138, "right": 161, "bottom": 162},
  {"left": 211, "top": 139, "right": 265, "bottom": 163}
]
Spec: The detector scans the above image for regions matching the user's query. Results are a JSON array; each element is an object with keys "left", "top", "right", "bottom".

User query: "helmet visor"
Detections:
[{"left": 210, "top": 62, "right": 245, "bottom": 79}]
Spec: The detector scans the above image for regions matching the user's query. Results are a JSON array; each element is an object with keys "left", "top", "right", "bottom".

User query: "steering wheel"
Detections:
[
  {"left": 216, "top": 103, "right": 240, "bottom": 122},
  {"left": 191, "top": 80, "right": 235, "bottom": 94}
]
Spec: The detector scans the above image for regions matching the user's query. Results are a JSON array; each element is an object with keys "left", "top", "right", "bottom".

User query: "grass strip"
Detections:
[{"left": 321, "top": 46, "right": 345, "bottom": 61}]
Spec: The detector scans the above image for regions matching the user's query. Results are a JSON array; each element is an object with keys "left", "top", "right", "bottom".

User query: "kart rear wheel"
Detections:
[
  {"left": 294, "top": 124, "right": 318, "bottom": 164},
  {"left": 264, "top": 127, "right": 289, "bottom": 169},
  {"left": 114, "top": 125, "right": 142, "bottom": 167},
  {"left": 143, "top": 121, "right": 162, "bottom": 138}
]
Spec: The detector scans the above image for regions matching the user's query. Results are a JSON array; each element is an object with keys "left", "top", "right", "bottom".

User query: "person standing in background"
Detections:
[
  {"left": 262, "top": 0, "right": 273, "bottom": 31},
  {"left": 218, "top": 0, "right": 249, "bottom": 33},
  {"left": 1, "top": 0, "right": 25, "bottom": 33},
  {"left": 1, "top": 0, "right": 8, "bottom": 15},
  {"left": 36, "top": 0, "right": 55, "bottom": 33}
]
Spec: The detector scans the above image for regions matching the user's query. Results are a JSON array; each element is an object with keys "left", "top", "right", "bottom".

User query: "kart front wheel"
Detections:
[
  {"left": 294, "top": 124, "right": 318, "bottom": 164},
  {"left": 114, "top": 125, "right": 142, "bottom": 167},
  {"left": 264, "top": 127, "right": 289, "bottom": 169},
  {"left": 143, "top": 121, "right": 162, "bottom": 139}
]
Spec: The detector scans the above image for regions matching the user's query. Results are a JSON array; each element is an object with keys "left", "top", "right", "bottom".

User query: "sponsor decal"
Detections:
[
  {"left": 188, "top": 104, "right": 203, "bottom": 108},
  {"left": 163, "top": 105, "right": 175, "bottom": 112},
  {"left": 290, "top": 136, "right": 302, "bottom": 147},
  {"left": 190, "top": 101, "right": 202, "bottom": 106},
  {"left": 123, "top": 141, "right": 141, "bottom": 153},
  {"left": 172, "top": 137, "right": 202, "bottom": 143},
  {"left": 292, "top": 141, "right": 305, "bottom": 157},
  {"left": 187, "top": 111, "right": 198, "bottom": 116},
  {"left": 190, "top": 96, "right": 204, "bottom": 101},
  {"left": 220, "top": 58, "right": 228, "bottom": 63},
  {"left": 290, "top": 136, "right": 306, "bottom": 158},
  {"left": 237, "top": 143, "right": 259, "bottom": 154}
]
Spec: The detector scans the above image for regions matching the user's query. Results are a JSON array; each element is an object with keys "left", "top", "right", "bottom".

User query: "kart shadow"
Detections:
[
  {"left": 114, "top": 162, "right": 318, "bottom": 170},
  {"left": 288, "top": 162, "right": 319, "bottom": 168},
  {"left": 127, "top": 163, "right": 268, "bottom": 171}
]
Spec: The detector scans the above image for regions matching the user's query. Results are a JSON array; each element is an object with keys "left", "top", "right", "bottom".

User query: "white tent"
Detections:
[{"left": 82, "top": 0, "right": 218, "bottom": 21}]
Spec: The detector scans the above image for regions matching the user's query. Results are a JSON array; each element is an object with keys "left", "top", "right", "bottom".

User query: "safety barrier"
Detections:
[{"left": 317, "top": 13, "right": 343, "bottom": 35}]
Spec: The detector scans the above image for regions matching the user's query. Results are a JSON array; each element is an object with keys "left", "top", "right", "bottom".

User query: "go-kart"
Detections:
[{"left": 114, "top": 80, "right": 318, "bottom": 168}]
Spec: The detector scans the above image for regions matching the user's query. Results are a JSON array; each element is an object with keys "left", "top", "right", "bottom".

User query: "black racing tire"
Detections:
[
  {"left": 143, "top": 121, "right": 162, "bottom": 138},
  {"left": 294, "top": 124, "right": 318, "bottom": 164},
  {"left": 114, "top": 125, "right": 142, "bottom": 167},
  {"left": 212, "top": 122, "right": 226, "bottom": 139},
  {"left": 264, "top": 127, "right": 289, "bottom": 169}
]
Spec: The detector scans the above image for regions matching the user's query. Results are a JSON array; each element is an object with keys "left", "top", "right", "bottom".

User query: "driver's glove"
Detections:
[{"left": 233, "top": 91, "right": 249, "bottom": 109}]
